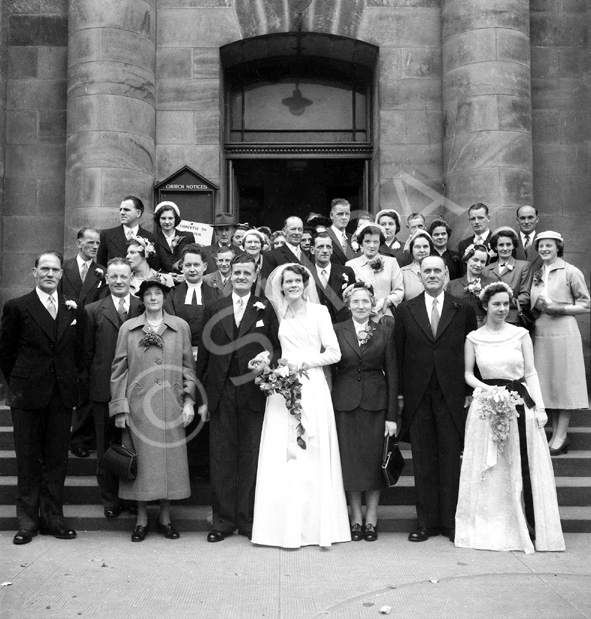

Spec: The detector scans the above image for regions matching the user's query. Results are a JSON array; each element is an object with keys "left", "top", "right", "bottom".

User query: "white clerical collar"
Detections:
[
  {"left": 232, "top": 292, "right": 251, "bottom": 306},
  {"left": 424, "top": 290, "right": 445, "bottom": 314},
  {"left": 111, "top": 294, "right": 130, "bottom": 310},
  {"left": 76, "top": 255, "right": 91, "bottom": 270},
  {"left": 36, "top": 288, "right": 58, "bottom": 307},
  {"left": 123, "top": 224, "right": 139, "bottom": 237}
]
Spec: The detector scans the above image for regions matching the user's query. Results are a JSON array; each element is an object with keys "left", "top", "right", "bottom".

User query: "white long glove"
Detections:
[{"left": 525, "top": 372, "right": 547, "bottom": 429}]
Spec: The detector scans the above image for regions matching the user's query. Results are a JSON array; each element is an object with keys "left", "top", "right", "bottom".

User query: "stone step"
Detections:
[
  {"left": 1, "top": 448, "right": 590, "bottom": 477},
  {"left": 0, "top": 474, "right": 589, "bottom": 507},
  {"left": 0, "top": 504, "right": 588, "bottom": 534},
  {"left": 2, "top": 404, "right": 591, "bottom": 427}
]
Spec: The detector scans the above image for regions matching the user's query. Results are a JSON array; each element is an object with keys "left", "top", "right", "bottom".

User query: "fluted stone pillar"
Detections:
[
  {"left": 65, "top": 0, "right": 156, "bottom": 253},
  {"left": 442, "top": 0, "right": 533, "bottom": 227}
]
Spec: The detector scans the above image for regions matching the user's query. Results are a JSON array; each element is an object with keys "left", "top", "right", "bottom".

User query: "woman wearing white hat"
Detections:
[
  {"left": 530, "top": 231, "right": 590, "bottom": 455},
  {"left": 153, "top": 201, "right": 193, "bottom": 284}
]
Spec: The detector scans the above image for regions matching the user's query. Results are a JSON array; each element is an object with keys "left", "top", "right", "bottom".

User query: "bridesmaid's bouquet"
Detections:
[
  {"left": 473, "top": 387, "right": 524, "bottom": 454},
  {"left": 254, "top": 354, "right": 309, "bottom": 450}
]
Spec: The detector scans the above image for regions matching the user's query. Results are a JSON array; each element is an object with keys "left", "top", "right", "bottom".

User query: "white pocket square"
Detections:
[
  {"left": 70, "top": 319, "right": 77, "bottom": 325},
  {"left": 256, "top": 320, "right": 264, "bottom": 327}
]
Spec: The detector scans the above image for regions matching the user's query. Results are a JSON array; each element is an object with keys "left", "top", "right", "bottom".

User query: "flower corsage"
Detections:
[
  {"left": 532, "top": 268, "right": 543, "bottom": 287},
  {"left": 464, "top": 278, "right": 482, "bottom": 296},
  {"left": 139, "top": 331, "right": 164, "bottom": 351},
  {"left": 368, "top": 256, "right": 385, "bottom": 273}
]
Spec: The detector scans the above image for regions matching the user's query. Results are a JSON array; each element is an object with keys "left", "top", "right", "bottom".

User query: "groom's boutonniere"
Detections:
[
  {"left": 341, "top": 273, "right": 349, "bottom": 290},
  {"left": 65, "top": 300, "right": 78, "bottom": 311},
  {"left": 95, "top": 267, "right": 104, "bottom": 288},
  {"left": 254, "top": 301, "right": 266, "bottom": 311}
]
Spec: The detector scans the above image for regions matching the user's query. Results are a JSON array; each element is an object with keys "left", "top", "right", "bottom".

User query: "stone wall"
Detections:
[{"left": 1, "top": 0, "right": 68, "bottom": 301}]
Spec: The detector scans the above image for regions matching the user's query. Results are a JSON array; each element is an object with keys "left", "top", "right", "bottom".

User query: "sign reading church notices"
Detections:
[
  {"left": 177, "top": 220, "right": 213, "bottom": 246},
  {"left": 154, "top": 166, "right": 218, "bottom": 229}
]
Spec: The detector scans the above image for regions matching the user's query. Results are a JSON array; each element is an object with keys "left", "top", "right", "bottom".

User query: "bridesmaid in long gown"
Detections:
[
  {"left": 251, "top": 264, "right": 351, "bottom": 548},
  {"left": 455, "top": 282, "right": 564, "bottom": 554}
]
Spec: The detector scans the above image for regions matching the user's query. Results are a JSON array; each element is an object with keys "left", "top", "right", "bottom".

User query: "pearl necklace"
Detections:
[{"left": 484, "top": 324, "right": 506, "bottom": 336}]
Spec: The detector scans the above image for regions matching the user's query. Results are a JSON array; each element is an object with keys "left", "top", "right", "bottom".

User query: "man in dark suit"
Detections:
[
  {"left": 203, "top": 246, "right": 234, "bottom": 297},
  {"left": 83, "top": 258, "right": 142, "bottom": 518},
  {"left": 514, "top": 205, "right": 543, "bottom": 271},
  {"left": 96, "top": 195, "right": 160, "bottom": 271},
  {"left": 260, "top": 216, "right": 313, "bottom": 282},
  {"left": 60, "top": 227, "right": 107, "bottom": 458},
  {"left": 0, "top": 252, "right": 81, "bottom": 544},
  {"left": 205, "top": 212, "right": 242, "bottom": 273},
  {"left": 165, "top": 244, "right": 219, "bottom": 479},
  {"left": 326, "top": 198, "right": 356, "bottom": 266},
  {"left": 457, "top": 203, "right": 496, "bottom": 272},
  {"left": 310, "top": 232, "right": 356, "bottom": 323},
  {"left": 394, "top": 256, "right": 477, "bottom": 543},
  {"left": 196, "top": 255, "right": 280, "bottom": 542}
]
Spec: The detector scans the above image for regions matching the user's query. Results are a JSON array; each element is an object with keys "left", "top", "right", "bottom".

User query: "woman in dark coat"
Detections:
[
  {"left": 110, "top": 278, "right": 203, "bottom": 542},
  {"left": 153, "top": 201, "right": 193, "bottom": 284},
  {"left": 332, "top": 282, "right": 398, "bottom": 542}
]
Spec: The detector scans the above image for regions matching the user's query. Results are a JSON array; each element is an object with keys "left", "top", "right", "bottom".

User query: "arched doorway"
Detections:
[{"left": 221, "top": 33, "right": 378, "bottom": 228}]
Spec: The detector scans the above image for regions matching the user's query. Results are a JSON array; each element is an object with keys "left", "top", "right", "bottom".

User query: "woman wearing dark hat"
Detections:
[
  {"left": 153, "top": 201, "right": 193, "bottom": 283},
  {"left": 530, "top": 231, "right": 590, "bottom": 455},
  {"left": 110, "top": 278, "right": 203, "bottom": 541},
  {"left": 332, "top": 282, "right": 398, "bottom": 542},
  {"left": 483, "top": 226, "right": 532, "bottom": 325}
]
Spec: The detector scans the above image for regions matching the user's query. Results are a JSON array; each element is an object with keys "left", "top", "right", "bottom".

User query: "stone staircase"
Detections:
[{"left": 0, "top": 405, "right": 589, "bottom": 533}]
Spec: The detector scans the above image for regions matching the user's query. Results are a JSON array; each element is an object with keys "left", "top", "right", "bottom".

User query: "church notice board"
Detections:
[{"left": 154, "top": 167, "right": 218, "bottom": 244}]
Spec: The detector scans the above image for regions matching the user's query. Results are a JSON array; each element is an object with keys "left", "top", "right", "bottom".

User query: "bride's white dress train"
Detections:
[
  {"left": 455, "top": 325, "right": 565, "bottom": 554},
  {"left": 252, "top": 302, "right": 351, "bottom": 548}
]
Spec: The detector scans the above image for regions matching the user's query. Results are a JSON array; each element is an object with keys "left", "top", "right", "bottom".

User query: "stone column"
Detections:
[
  {"left": 441, "top": 0, "right": 533, "bottom": 231},
  {"left": 65, "top": 0, "right": 156, "bottom": 253}
]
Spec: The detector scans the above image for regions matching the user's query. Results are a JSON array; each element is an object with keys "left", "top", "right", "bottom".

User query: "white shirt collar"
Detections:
[
  {"left": 520, "top": 230, "right": 535, "bottom": 242},
  {"left": 123, "top": 224, "right": 139, "bottom": 237},
  {"left": 474, "top": 229, "right": 490, "bottom": 241},
  {"left": 315, "top": 263, "right": 331, "bottom": 276},
  {"left": 111, "top": 294, "right": 130, "bottom": 310},
  {"left": 232, "top": 292, "right": 251, "bottom": 306},
  {"left": 331, "top": 225, "right": 346, "bottom": 237},
  {"left": 353, "top": 320, "right": 369, "bottom": 334},
  {"left": 36, "top": 288, "right": 58, "bottom": 307},
  {"left": 286, "top": 242, "right": 300, "bottom": 256},
  {"left": 424, "top": 290, "right": 445, "bottom": 314},
  {"left": 76, "top": 255, "right": 92, "bottom": 270}
]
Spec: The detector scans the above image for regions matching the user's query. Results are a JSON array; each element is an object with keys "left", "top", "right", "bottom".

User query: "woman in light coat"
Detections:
[{"left": 110, "top": 278, "right": 202, "bottom": 542}]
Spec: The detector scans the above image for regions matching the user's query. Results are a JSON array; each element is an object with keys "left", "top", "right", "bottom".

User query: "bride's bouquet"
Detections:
[
  {"left": 473, "top": 386, "right": 524, "bottom": 454},
  {"left": 252, "top": 352, "right": 310, "bottom": 450}
]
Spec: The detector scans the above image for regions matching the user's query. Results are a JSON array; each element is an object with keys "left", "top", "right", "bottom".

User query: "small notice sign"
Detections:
[{"left": 177, "top": 220, "right": 214, "bottom": 246}]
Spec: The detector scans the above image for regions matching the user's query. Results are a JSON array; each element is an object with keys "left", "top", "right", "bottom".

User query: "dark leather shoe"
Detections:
[
  {"left": 13, "top": 529, "right": 38, "bottom": 545},
  {"left": 350, "top": 523, "right": 363, "bottom": 542},
  {"left": 131, "top": 525, "right": 148, "bottom": 542},
  {"left": 441, "top": 526, "right": 455, "bottom": 542},
  {"left": 207, "top": 529, "right": 228, "bottom": 543},
  {"left": 408, "top": 527, "right": 440, "bottom": 542},
  {"left": 40, "top": 527, "right": 77, "bottom": 540},
  {"left": 156, "top": 522, "right": 180, "bottom": 539},
  {"left": 104, "top": 507, "right": 122, "bottom": 519},
  {"left": 71, "top": 447, "right": 90, "bottom": 458},
  {"left": 364, "top": 523, "right": 378, "bottom": 542}
]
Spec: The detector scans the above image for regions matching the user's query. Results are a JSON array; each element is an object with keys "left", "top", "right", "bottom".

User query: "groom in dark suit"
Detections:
[
  {"left": 394, "top": 256, "right": 477, "bottom": 543},
  {"left": 0, "top": 252, "right": 81, "bottom": 544},
  {"left": 196, "top": 255, "right": 280, "bottom": 541}
]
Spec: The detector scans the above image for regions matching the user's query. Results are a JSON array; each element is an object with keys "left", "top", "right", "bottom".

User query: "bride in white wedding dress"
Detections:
[
  {"left": 455, "top": 282, "right": 564, "bottom": 554},
  {"left": 251, "top": 264, "right": 351, "bottom": 548}
]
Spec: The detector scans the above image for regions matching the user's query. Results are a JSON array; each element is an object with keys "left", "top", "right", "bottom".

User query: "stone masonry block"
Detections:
[
  {"left": 445, "top": 168, "right": 502, "bottom": 211},
  {"left": 5, "top": 143, "right": 65, "bottom": 179},
  {"left": 37, "top": 46, "right": 68, "bottom": 79},
  {"left": 156, "top": 144, "right": 219, "bottom": 180},
  {"left": 442, "top": 0, "right": 529, "bottom": 40},
  {"left": 6, "top": 110, "right": 38, "bottom": 143},
  {"left": 64, "top": 168, "right": 103, "bottom": 209},
  {"left": 497, "top": 95, "right": 532, "bottom": 134},
  {"left": 406, "top": 109, "right": 443, "bottom": 145},
  {"left": 530, "top": 47, "right": 560, "bottom": 79},
  {"left": 39, "top": 110, "right": 66, "bottom": 142},
  {"left": 156, "top": 79, "right": 219, "bottom": 111},
  {"left": 3, "top": 177, "right": 38, "bottom": 216},
  {"left": 3, "top": 215, "right": 64, "bottom": 253},
  {"left": 9, "top": 15, "right": 67, "bottom": 46},
  {"left": 359, "top": 8, "right": 441, "bottom": 48},
  {"left": 532, "top": 109, "right": 560, "bottom": 142},
  {"left": 194, "top": 110, "right": 220, "bottom": 144},
  {"left": 68, "top": 63, "right": 155, "bottom": 105},
  {"left": 156, "top": 111, "right": 195, "bottom": 144},
  {"left": 531, "top": 78, "right": 586, "bottom": 112},
  {"left": 7, "top": 78, "right": 66, "bottom": 110},
  {"left": 69, "top": 0, "right": 154, "bottom": 41},
  {"left": 530, "top": 12, "right": 587, "bottom": 47},
  {"left": 499, "top": 168, "right": 534, "bottom": 207},
  {"left": 157, "top": 0, "right": 231, "bottom": 6},
  {"left": 442, "top": 29, "right": 496, "bottom": 74},
  {"left": 495, "top": 29, "right": 530, "bottom": 67},
  {"left": 157, "top": 9, "right": 241, "bottom": 47},
  {"left": 100, "top": 168, "right": 155, "bottom": 213},
  {"left": 379, "top": 110, "right": 407, "bottom": 144},
  {"left": 401, "top": 47, "right": 442, "bottom": 79},
  {"left": 192, "top": 48, "right": 221, "bottom": 79},
  {"left": 156, "top": 48, "right": 192, "bottom": 78},
  {"left": 8, "top": 47, "right": 38, "bottom": 79},
  {"left": 444, "top": 96, "right": 499, "bottom": 135},
  {"left": 384, "top": 78, "right": 441, "bottom": 110},
  {"left": 37, "top": 178, "right": 66, "bottom": 215},
  {"left": 445, "top": 62, "right": 531, "bottom": 100}
]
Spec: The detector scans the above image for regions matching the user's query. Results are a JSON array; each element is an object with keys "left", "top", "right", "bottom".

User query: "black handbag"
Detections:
[
  {"left": 516, "top": 298, "right": 536, "bottom": 332},
  {"left": 99, "top": 428, "right": 137, "bottom": 481},
  {"left": 382, "top": 435, "right": 405, "bottom": 487}
]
